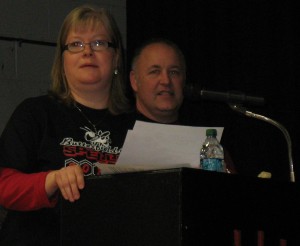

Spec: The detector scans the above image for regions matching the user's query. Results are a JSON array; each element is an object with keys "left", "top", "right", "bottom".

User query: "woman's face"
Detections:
[{"left": 63, "top": 24, "right": 116, "bottom": 96}]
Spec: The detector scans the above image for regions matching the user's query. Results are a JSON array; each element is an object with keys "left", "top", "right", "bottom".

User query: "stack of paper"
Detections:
[{"left": 114, "top": 121, "right": 223, "bottom": 172}]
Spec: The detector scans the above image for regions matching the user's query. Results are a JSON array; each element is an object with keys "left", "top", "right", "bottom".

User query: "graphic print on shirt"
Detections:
[
  {"left": 60, "top": 125, "right": 122, "bottom": 176},
  {"left": 81, "top": 126, "right": 111, "bottom": 147}
]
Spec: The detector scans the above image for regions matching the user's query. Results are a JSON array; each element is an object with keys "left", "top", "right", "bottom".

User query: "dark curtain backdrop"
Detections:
[{"left": 127, "top": 0, "right": 300, "bottom": 182}]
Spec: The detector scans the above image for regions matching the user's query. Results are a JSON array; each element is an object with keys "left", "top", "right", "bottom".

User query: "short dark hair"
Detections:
[{"left": 131, "top": 38, "right": 186, "bottom": 74}]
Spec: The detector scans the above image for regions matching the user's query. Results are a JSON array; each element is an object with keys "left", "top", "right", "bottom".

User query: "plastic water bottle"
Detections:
[{"left": 200, "top": 129, "right": 225, "bottom": 172}]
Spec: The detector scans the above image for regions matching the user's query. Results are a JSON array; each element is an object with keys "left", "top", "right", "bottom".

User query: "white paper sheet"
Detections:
[{"left": 116, "top": 121, "right": 223, "bottom": 170}]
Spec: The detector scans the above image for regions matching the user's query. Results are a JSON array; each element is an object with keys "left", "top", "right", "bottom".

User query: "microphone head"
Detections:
[
  {"left": 201, "top": 89, "right": 265, "bottom": 106},
  {"left": 183, "top": 85, "right": 265, "bottom": 106}
]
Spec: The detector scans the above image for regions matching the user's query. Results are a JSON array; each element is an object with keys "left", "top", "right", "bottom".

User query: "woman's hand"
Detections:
[{"left": 45, "top": 165, "right": 85, "bottom": 202}]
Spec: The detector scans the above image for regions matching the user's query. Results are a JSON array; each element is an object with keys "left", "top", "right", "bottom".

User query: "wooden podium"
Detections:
[{"left": 60, "top": 168, "right": 300, "bottom": 246}]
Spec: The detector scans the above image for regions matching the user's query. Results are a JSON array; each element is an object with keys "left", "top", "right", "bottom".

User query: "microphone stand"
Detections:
[{"left": 228, "top": 103, "right": 295, "bottom": 182}]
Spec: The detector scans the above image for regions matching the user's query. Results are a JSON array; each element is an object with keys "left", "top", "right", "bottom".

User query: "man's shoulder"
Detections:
[{"left": 113, "top": 110, "right": 137, "bottom": 129}]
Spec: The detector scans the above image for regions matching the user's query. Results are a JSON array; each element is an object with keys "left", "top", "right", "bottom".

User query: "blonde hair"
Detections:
[{"left": 50, "top": 5, "right": 129, "bottom": 114}]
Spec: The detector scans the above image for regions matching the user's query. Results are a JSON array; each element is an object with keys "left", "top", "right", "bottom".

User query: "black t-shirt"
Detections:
[
  {"left": 0, "top": 95, "right": 134, "bottom": 245},
  {"left": 0, "top": 95, "right": 133, "bottom": 173}
]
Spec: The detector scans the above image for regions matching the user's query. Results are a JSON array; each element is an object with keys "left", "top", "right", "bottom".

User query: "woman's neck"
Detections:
[{"left": 72, "top": 90, "right": 109, "bottom": 109}]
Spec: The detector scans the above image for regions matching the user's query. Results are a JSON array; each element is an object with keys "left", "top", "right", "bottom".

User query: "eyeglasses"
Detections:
[{"left": 62, "top": 40, "right": 115, "bottom": 53}]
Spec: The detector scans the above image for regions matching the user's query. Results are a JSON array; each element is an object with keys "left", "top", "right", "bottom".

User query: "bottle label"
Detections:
[{"left": 201, "top": 158, "right": 224, "bottom": 172}]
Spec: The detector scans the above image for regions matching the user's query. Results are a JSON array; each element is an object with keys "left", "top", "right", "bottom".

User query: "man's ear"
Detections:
[{"left": 130, "top": 70, "right": 138, "bottom": 92}]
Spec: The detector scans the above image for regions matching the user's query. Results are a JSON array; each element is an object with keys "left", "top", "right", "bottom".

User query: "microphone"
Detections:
[
  {"left": 201, "top": 89, "right": 265, "bottom": 106},
  {"left": 184, "top": 86, "right": 265, "bottom": 106},
  {"left": 184, "top": 85, "right": 295, "bottom": 182}
]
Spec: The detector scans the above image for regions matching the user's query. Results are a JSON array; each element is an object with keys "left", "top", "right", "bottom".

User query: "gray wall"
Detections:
[{"left": 0, "top": 0, "right": 126, "bottom": 133}]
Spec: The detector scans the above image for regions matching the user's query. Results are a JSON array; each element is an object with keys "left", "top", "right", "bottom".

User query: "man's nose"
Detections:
[{"left": 160, "top": 71, "right": 171, "bottom": 85}]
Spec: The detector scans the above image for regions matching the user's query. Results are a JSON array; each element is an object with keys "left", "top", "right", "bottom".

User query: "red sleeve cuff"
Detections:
[{"left": 0, "top": 168, "right": 58, "bottom": 211}]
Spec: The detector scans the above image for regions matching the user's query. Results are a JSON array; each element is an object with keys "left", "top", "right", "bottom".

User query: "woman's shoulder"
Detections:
[
  {"left": 17, "top": 94, "right": 67, "bottom": 112},
  {"left": 11, "top": 95, "right": 68, "bottom": 122},
  {"left": 20, "top": 95, "right": 55, "bottom": 107}
]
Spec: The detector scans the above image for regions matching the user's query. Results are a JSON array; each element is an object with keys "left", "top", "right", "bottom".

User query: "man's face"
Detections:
[{"left": 130, "top": 43, "right": 185, "bottom": 122}]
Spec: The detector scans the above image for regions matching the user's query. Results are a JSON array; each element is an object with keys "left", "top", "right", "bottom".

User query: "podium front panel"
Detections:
[
  {"left": 60, "top": 168, "right": 300, "bottom": 246},
  {"left": 60, "top": 169, "right": 183, "bottom": 246}
]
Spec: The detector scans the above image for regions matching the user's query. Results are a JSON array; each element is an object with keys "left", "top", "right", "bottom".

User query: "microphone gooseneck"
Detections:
[{"left": 229, "top": 104, "right": 295, "bottom": 182}]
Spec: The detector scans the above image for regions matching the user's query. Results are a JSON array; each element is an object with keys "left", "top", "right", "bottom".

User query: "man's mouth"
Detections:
[{"left": 158, "top": 91, "right": 174, "bottom": 96}]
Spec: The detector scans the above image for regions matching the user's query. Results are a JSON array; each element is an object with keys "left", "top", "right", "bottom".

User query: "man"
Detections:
[
  {"left": 128, "top": 38, "right": 236, "bottom": 173},
  {"left": 129, "top": 38, "right": 185, "bottom": 124}
]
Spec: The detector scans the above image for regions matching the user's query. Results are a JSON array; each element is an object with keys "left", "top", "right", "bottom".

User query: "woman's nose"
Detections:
[{"left": 83, "top": 44, "right": 94, "bottom": 56}]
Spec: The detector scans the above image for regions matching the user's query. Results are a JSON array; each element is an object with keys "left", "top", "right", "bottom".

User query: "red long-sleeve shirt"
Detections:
[{"left": 0, "top": 167, "right": 57, "bottom": 211}]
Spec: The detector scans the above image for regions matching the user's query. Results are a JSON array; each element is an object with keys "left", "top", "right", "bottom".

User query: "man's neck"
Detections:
[{"left": 136, "top": 109, "right": 179, "bottom": 124}]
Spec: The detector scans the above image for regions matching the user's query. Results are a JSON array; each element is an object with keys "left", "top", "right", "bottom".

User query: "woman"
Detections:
[{"left": 0, "top": 5, "right": 131, "bottom": 245}]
